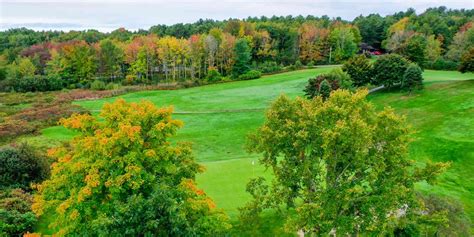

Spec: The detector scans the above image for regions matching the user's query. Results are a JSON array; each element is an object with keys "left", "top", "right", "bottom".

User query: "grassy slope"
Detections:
[
  {"left": 369, "top": 79, "right": 474, "bottom": 218},
  {"left": 32, "top": 68, "right": 474, "bottom": 227}
]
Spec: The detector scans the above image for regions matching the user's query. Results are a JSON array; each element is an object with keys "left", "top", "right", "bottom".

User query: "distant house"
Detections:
[
  {"left": 359, "top": 43, "right": 375, "bottom": 54},
  {"left": 359, "top": 43, "right": 382, "bottom": 55}
]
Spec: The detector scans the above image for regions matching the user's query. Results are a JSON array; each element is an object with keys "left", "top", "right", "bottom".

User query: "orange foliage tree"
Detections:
[{"left": 33, "top": 99, "right": 230, "bottom": 236}]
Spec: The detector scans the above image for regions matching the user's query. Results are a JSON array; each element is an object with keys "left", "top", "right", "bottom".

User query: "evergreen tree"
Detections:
[
  {"left": 318, "top": 79, "right": 331, "bottom": 99},
  {"left": 402, "top": 63, "right": 424, "bottom": 93},
  {"left": 232, "top": 38, "right": 251, "bottom": 77}
]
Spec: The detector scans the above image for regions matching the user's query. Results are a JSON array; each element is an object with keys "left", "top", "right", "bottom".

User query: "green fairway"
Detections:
[
  {"left": 32, "top": 67, "right": 474, "bottom": 229},
  {"left": 368, "top": 79, "right": 474, "bottom": 219}
]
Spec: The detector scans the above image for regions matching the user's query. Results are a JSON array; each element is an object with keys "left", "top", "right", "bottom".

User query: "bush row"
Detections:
[
  {"left": 1, "top": 75, "right": 63, "bottom": 92},
  {"left": 424, "top": 59, "right": 459, "bottom": 71}
]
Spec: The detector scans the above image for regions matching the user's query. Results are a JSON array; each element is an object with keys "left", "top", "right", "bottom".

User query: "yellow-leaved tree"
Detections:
[{"left": 33, "top": 99, "right": 230, "bottom": 236}]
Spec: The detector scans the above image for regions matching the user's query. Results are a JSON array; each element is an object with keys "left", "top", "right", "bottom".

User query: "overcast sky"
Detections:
[{"left": 1, "top": 0, "right": 472, "bottom": 32}]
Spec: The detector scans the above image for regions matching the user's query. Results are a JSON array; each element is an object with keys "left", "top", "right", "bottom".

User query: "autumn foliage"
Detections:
[{"left": 33, "top": 99, "right": 230, "bottom": 235}]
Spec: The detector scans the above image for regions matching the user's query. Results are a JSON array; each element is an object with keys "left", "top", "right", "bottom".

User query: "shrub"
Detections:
[
  {"left": 419, "top": 194, "right": 471, "bottom": 236},
  {"left": 0, "top": 120, "right": 37, "bottom": 143},
  {"left": 424, "top": 59, "right": 459, "bottom": 71},
  {"left": 257, "top": 61, "right": 282, "bottom": 73},
  {"left": 372, "top": 54, "right": 410, "bottom": 88},
  {"left": 304, "top": 68, "right": 353, "bottom": 99},
  {"left": 342, "top": 55, "right": 373, "bottom": 86},
  {"left": 0, "top": 143, "right": 50, "bottom": 189},
  {"left": 181, "top": 79, "right": 201, "bottom": 88},
  {"left": 402, "top": 63, "right": 424, "bottom": 93},
  {"left": 0, "top": 189, "right": 37, "bottom": 236},
  {"left": 90, "top": 80, "right": 106, "bottom": 90},
  {"left": 206, "top": 68, "right": 222, "bottom": 82},
  {"left": 459, "top": 48, "right": 474, "bottom": 73},
  {"left": 326, "top": 68, "right": 353, "bottom": 89},
  {"left": 11, "top": 103, "right": 87, "bottom": 124},
  {"left": 124, "top": 74, "right": 137, "bottom": 85},
  {"left": 105, "top": 82, "right": 121, "bottom": 90},
  {"left": 8, "top": 75, "right": 63, "bottom": 92},
  {"left": 294, "top": 60, "right": 303, "bottom": 69},
  {"left": 238, "top": 70, "right": 262, "bottom": 80}
]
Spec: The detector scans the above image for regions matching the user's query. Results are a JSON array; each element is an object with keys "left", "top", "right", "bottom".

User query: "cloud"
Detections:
[{"left": 1, "top": 0, "right": 472, "bottom": 32}]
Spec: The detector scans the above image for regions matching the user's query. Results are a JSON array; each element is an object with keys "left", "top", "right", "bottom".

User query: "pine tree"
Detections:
[
  {"left": 318, "top": 79, "right": 332, "bottom": 99},
  {"left": 402, "top": 63, "right": 424, "bottom": 94},
  {"left": 232, "top": 38, "right": 251, "bottom": 78}
]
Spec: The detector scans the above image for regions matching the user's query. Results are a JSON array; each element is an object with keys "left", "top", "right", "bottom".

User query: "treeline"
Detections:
[{"left": 0, "top": 6, "right": 473, "bottom": 92}]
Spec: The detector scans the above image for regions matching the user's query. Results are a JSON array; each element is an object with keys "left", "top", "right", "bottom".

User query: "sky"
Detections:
[{"left": 1, "top": 0, "right": 472, "bottom": 32}]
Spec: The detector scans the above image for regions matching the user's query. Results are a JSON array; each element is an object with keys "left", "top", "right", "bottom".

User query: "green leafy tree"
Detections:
[
  {"left": 8, "top": 57, "right": 36, "bottom": 80},
  {"left": 402, "top": 63, "right": 424, "bottom": 94},
  {"left": 354, "top": 14, "right": 386, "bottom": 49},
  {"left": 459, "top": 47, "right": 474, "bottom": 73},
  {"left": 232, "top": 38, "right": 252, "bottom": 77},
  {"left": 0, "top": 56, "right": 8, "bottom": 81},
  {"left": 342, "top": 54, "right": 373, "bottom": 86},
  {"left": 129, "top": 47, "right": 148, "bottom": 81},
  {"left": 446, "top": 25, "right": 474, "bottom": 61},
  {"left": 98, "top": 39, "right": 123, "bottom": 81},
  {"left": 373, "top": 54, "right": 410, "bottom": 88},
  {"left": 61, "top": 41, "right": 97, "bottom": 84},
  {"left": 33, "top": 99, "right": 230, "bottom": 236},
  {"left": 242, "top": 90, "right": 448, "bottom": 235},
  {"left": 329, "top": 26, "right": 358, "bottom": 63},
  {"left": 405, "top": 34, "right": 427, "bottom": 66},
  {"left": 424, "top": 35, "right": 442, "bottom": 62}
]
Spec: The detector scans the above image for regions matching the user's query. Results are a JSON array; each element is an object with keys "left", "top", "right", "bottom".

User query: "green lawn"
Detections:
[
  {"left": 31, "top": 67, "right": 474, "bottom": 232},
  {"left": 368, "top": 79, "right": 474, "bottom": 219}
]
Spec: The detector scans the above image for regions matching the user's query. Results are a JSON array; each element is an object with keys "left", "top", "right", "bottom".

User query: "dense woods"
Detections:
[{"left": 0, "top": 6, "right": 473, "bottom": 92}]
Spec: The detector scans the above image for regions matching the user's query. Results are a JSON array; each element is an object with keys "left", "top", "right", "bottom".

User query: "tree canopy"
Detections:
[{"left": 1, "top": 7, "right": 472, "bottom": 92}]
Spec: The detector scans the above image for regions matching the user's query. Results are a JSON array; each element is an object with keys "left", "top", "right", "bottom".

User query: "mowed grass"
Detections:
[
  {"left": 32, "top": 68, "right": 474, "bottom": 229},
  {"left": 368, "top": 79, "right": 474, "bottom": 220}
]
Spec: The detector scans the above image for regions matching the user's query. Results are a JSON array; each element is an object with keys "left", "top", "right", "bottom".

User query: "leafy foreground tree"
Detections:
[
  {"left": 33, "top": 99, "right": 230, "bottom": 236},
  {"left": 241, "top": 90, "right": 449, "bottom": 235}
]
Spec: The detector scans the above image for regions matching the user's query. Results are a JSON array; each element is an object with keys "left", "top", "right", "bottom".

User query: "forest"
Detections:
[
  {"left": 0, "top": 6, "right": 473, "bottom": 92},
  {"left": 1, "top": 5, "right": 474, "bottom": 237}
]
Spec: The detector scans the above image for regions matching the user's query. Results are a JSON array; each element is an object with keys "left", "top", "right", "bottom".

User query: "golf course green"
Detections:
[{"left": 29, "top": 67, "right": 474, "bottom": 225}]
